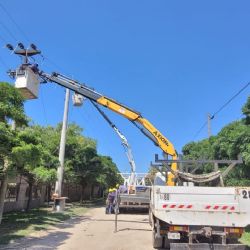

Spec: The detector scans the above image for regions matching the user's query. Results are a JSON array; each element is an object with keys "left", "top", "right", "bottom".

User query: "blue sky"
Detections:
[{"left": 0, "top": 1, "right": 249, "bottom": 173}]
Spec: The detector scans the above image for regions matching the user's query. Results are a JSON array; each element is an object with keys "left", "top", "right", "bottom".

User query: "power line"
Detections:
[
  {"left": 0, "top": 3, "right": 30, "bottom": 43},
  {"left": 0, "top": 54, "right": 9, "bottom": 69},
  {"left": 192, "top": 121, "right": 207, "bottom": 140},
  {"left": 0, "top": 3, "right": 72, "bottom": 79},
  {"left": 40, "top": 86, "right": 48, "bottom": 125},
  {"left": 192, "top": 81, "right": 250, "bottom": 140},
  {"left": 211, "top": 81, "right": 250, "bottom": 119},
  {"left": 0, "top": 20, "right": 17, "bottom": 42},
  {"left": 42, "top": 56, "right": 70, "bottom": 75},
  {"left": 0, "top": 33, "right": 8, "bottom": 44}
]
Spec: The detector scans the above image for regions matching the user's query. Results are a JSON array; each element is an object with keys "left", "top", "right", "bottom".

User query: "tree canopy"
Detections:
[
  {"left": 0, "top": 82, "right": 122, "bottom": 214},
  {"left": 182, "top": 96, "right": 250, "bottom": 186}
]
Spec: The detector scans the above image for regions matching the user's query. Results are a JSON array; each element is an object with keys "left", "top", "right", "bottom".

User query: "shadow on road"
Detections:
[
  {"left": 0, "top": 231, "right": 72, "bottom": 250},
  {"left": 94, "top": 218, "right": 149, "bottom": 224},
  {"left": 54, "top": 216, "right": 91, "bottom": 229},
  {"left": 0, "top": 215, "right": 91, "bottom": 249}
]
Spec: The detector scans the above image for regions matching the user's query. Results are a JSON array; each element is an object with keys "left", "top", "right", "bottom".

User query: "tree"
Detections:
[
  {"left": 12, "top": 128, "right": 43, "bottom": 211},
  {"left": 98, "top": 155, "right": 123, "bottom": 191},
  {"left": 0, "top": 82, "right": 27, "bottom": 223},
  {"left": 213, "top": 121, "right": 250, "bottom": 186},
  {"left": 12, "top": 127, "right": 57, "bottom": 211},
  {"left": 68, "top": 143, "right": 102, "bottom": 202},
  {"left": 13, "top": 126, "right": 59, "bottom": 211},
  {"left": 242, "top": 96, "right": 250, "bottom": 125},
  {"left": 182, "top": 136, "right": 216, "bottom": 173},
  {"left": 63, "top": 123, "right": 122, "bottom": 201},
  {"left": 182, "top": 96, "right": 250, "bottom": 186}
]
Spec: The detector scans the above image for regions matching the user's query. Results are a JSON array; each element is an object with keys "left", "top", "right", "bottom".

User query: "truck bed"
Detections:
[
  {"left": 119, "top": 186, "right": 150, "bottom": 209},
  {"left": 151, "top": 185, "right": 250, "bottom": 228}
]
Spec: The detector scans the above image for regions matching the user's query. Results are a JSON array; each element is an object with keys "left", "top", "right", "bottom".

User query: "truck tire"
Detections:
[
  {"left": 163, "top": 237, "right": 170, "bottom": 249},
  {"left": 149, "top": 210, "right": 153, "bottom": 227},
  {"left": 152, "top": 229, "right": 163, "bottom": 249}
]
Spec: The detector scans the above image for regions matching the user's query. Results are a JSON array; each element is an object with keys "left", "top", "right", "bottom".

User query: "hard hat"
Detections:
[{"left": 108, "top": 188, "right": 112, "bottom": 192}]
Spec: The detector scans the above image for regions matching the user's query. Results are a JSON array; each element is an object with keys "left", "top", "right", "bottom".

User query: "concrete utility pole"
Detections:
[
  {"left": 207, "top": 113, "right": 212, "bottom": 138},
  {"left": 55, "top": 88, "right": 70, "bottom": 198}
]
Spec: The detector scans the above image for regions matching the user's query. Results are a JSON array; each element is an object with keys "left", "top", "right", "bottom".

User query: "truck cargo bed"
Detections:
[{"left": 151, "top": 186, "right": 250, "bottom": 228}]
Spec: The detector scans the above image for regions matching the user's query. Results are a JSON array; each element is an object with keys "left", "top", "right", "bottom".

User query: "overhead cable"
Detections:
[
  {"left": 0, "top": 33, "right": 7, "bottom": 44},
  {"left": 39, "top": 87, "right": 48, "bottom": 125},
  {"left": 192, "top": 121, "right": 207, "bottom": 140},
  {"left": 0, "top": 20, "right": 17, "bottom": 42},
  {"left": 210, "top": 81, "right": 250, "bottom": 120},
  {"left": 0, "top": 3, "right": 30, "bottom": 43},
  {"left": 0, "top": 54, "right": 9, "bottom": 68},
  {"left": 193, "top": 81, "right": 250, "bottom": 140}
]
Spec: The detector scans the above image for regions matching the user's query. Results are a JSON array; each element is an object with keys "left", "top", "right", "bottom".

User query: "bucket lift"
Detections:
[
  {"left": 7, "top": 43, "right": 41, "bottom": 100},
  {"left": 72, "top": 92, "right": 85, "bottom": 106},
  {"left": 15, "top": 66, "right": 40, "bottom": 99}
]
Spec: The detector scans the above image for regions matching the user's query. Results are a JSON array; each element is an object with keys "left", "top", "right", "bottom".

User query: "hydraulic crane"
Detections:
[
  {"left": 39, "top": 72, "right": 178, "bottom": 186},
  {"left": 7, "top": 45, "right": 177, "bottom": 186},
  {"left": 7, "top": 46, "right": 250, "bottom": 249},
  {"left": 90, "top": 100, "right": 137, "bottom": 186}
]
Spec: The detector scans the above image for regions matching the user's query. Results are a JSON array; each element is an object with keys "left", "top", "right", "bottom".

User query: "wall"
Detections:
[
  {"left": 2, "top": 177, "right": 102, "bottom": 213},
  {"left": 3, "top": 177, "right": 46, "bottom": 213}
]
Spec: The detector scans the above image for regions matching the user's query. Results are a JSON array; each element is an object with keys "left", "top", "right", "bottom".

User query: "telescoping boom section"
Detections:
[
  {"left": 91, "top": 100, "right": 137, "bottom": 186},
  {"left": 39, "top": 72, "right": 177, "bottom": 185},
  {"left": 39, "top": 72, "right": 177, "bottom": 186}
]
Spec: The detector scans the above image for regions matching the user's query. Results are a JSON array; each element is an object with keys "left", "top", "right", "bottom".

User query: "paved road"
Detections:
[{"left": 3, "top": 207, "right": 153, "bottom": 250}]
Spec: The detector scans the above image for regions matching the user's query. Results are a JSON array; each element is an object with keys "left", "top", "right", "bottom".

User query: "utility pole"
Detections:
[
  {"left": 54, "top": 88, "right": 70, "bottom": 209},
  {"left": 207, "top": 113, "right": 211, "bottom": 138}
]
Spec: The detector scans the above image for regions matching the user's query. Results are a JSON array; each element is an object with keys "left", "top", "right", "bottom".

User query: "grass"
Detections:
[
  {"left": 240, "top": 226, "right": 250, "bottom": 247},
  {"left": 0, "top": 203, "right": 88, "bottom": 245}
]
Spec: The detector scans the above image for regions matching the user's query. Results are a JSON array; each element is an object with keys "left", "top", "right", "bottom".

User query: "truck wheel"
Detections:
[
  {"left": 227, "top": 237, "right": 239, "bottom": 244},
  {"left": 152, "top": 230, "right": 163, "bottom": 249},
  {"left": 163, "top": 237, "right": 170, "bottom": 249},
  {"left": 149, "top": 210, "right": 153, "bottom": 227}
]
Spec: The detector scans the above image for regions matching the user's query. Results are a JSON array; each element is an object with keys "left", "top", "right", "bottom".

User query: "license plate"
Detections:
[
  {"left": 160, "top": 193, "right": 169, "bottom": 200},
  {"left": 168, "top": 232, "right": 180, "bottom": 240}
]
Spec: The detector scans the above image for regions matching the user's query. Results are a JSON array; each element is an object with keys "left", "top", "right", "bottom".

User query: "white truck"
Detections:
[
  {"left": 90, "top": 101, "right": 151, "bottom": 211},
  {"left": 118, "top": 184, "right": 151, "bottom": 211},
  {"left": 150, "top": 181, "right": 250, "bottom": 249}
]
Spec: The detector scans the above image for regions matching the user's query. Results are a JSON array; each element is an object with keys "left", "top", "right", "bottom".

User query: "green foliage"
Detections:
[
  {"left": 182, "top": 97, "right": 250, "bottom": 186},
  {"left": 242, "top": 96, "right": 250, "bottom": 125},
  {"left": 182, "top": 136, "right": 216, "bottom": 160},
  {"left": 213, "top": 121, "right": 250, "bottom": 185},
  {"left": 11, "top": 126, "right": 59, "bottom": 187},
  {"left": 182, "top": 137, "right": 216, "bottom": 173},
  {"left": 0, "top": 82, "right": 122, "bottom": 200},
  {"left": 0, "top": 83, "right": 27, "bottom": 178},
  {"left": 0, "top": 82, "right": 27, "bottom": 126},
  {"left": 98, "top": 156, "right": 123, "bottom": 188},
  {"left": 0, "top": 123, "right": 16, "bottom": 158},
  {"left": 32, "top": 167, "right": 57, "bottom": 183},
  {"left": 240, "top": 226, "right": 250, "bottom": 246},
  {"left": 62, "top": 123, "right": 122, "bottom": 195}
]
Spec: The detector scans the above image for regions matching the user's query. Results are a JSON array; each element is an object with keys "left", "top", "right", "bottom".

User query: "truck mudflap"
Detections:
[{"left": 170, "top": 243, "right": 247, "bottom": 250}]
